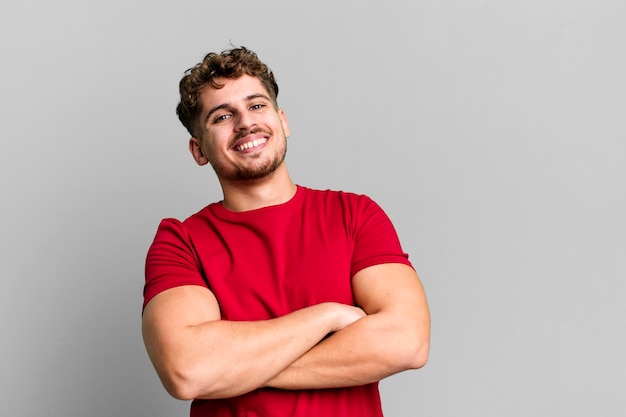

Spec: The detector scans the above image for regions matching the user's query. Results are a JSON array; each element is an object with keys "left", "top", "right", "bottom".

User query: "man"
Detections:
[{"left": 142, "top": 46, "right": 430, "bottom": 417}]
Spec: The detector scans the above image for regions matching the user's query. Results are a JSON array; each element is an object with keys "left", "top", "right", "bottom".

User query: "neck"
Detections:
[{"left": 218, "top": 164, "right": 297, "bottom": 212}]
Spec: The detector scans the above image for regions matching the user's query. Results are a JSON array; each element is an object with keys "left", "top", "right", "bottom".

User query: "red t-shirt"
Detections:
[{"left": 144, "top": 186, "right": 412, "bottom": 416}]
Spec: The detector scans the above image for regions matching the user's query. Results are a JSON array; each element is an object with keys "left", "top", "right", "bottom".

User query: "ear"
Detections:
[
  {"left": 189, "top": 137, "right": 209, "bottom": 166},
  {"left": 278, "top": 109, "right": 291, "bottom": 138}
]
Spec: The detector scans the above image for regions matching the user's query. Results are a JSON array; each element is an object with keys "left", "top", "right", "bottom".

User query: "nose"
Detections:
[{"left": 235, "top": 110, "right": 256, "bottom": 132}]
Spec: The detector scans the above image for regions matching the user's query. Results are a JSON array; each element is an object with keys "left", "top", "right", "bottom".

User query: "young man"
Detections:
[{"left": 142, "top": 47, "right": 430, "bottom": 417}]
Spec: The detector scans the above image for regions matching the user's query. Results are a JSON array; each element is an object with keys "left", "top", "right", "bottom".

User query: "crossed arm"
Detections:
[{"left": 141, "top": 263, "right": 430, "bottom": 400}]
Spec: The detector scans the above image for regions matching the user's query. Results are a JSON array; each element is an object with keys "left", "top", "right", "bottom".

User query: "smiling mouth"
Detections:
[{"left": 234, "top": 137, "right": 268, "bottom": 151}]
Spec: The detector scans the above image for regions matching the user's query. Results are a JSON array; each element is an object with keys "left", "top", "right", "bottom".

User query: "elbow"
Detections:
[
  {"left": 407, "top": 339, "right": 429, "bottom": 369},
  {"left": 166, "top": 384, "right": 195, "bottom": 402},
  {"left": 380, "top": 315, "right": 431, "bottom": 372},
  {"left": 166, "top": 383, "right": 197, "bottom": 402},
  {"left": 156, "top": 356, "right": 221, "bottom": 400},
  {"left": 396, "top": 331, "right": 430, "bottom": 370},
  {"left": 405, "top": 315, "right": 431, "bottom": 370},
  {"left": 158, "top": 361, "right": 242, "bottom": 401},
  {"left": 159, "top": 366, "right": 201, "bottom": 401}
]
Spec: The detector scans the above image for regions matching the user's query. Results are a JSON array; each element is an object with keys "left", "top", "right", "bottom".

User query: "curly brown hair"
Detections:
[{"left": 176, "top": 47, "right": 280, "bottom": 137}]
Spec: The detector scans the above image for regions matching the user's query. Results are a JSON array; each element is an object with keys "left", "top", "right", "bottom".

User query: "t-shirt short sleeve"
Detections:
[
  {"left": 143, "top": 218, "right": 207, "bottom": 310},
  {"left": 350, "top": 195, "right": 413, "bottom": 277}
]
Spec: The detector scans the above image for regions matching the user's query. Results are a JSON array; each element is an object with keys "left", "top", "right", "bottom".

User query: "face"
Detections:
[{"left": 189, "top": 75, "right": 290, "bottom": 183}]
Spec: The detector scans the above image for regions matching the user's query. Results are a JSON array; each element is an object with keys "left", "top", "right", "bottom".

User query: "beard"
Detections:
[{"left": 210, "top": 137, "right": 287, "bottom": 183}]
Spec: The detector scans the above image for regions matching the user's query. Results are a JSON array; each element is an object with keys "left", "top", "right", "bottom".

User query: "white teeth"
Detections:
[{"left": 236, "top": 138, "right": 267, "bottom": 151}]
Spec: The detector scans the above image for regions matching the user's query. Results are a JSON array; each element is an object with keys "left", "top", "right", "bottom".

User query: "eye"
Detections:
[
  {"left": 250, "top": 103, "right": 266, "bottom": 111},
  {"left": 213, "top": 113, "right": 232, "bottom": 123}
]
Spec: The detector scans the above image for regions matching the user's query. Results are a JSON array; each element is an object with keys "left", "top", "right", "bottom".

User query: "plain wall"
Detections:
[{"left": 1, "top": 1, "right": 625, "bottom": 416}]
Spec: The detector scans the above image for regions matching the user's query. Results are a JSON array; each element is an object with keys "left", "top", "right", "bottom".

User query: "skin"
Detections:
[
  {"left": 142, "top": 75, "right": 431, "bottom": 400},
  {"left": 188, "top": 74, "right": 295, "bottom": 212}
]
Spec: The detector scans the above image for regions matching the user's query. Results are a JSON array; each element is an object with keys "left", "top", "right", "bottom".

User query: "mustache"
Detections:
[
  {"left": 231, "top": 127, "right": 272, "bottom": 146},
  {"left": 235, "top": 127, "right": 271, "bottom": 140}
]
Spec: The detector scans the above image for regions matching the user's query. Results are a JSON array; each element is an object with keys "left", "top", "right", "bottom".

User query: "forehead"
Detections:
[{"left": 199, "top": 75, "right": 269, "bottom": 109}]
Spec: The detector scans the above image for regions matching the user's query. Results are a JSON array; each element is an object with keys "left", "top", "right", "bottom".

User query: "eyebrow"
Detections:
[{"left": 204, "top": 93, "right": 272, "bottom": 123}]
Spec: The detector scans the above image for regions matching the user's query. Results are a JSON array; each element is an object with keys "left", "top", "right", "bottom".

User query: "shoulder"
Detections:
[
  {"left": 146, "top": 202, "right": 223, "bottom": 254},
  {"left": 158, "top": 202, "right": 221, "bottom": 232},
  {"left": 297, "top": 185, "right": 377, "bottom": 211}
]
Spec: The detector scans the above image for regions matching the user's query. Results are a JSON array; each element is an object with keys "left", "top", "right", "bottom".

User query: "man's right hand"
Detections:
[
  {"left": 142, "top": 286, "right": 369, "bottom": 400},
  {"left": 330, "top": 303, "right": 367, "bottom": 332}
]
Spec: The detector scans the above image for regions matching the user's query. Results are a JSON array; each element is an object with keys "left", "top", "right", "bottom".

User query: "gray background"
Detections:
[{"left": 1, "top": 1, "right": 624, "bottom": 416}]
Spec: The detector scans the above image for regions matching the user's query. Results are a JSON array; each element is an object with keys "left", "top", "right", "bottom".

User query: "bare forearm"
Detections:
[
  {"left": 189, "top": 308, "right": 331, "bottom": 399},
  {"left": 144, "top": 302, "right": 364, "bottom": 400},
  {"left": 266, "top": 310, "right": 429, "bottom": 390}
]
